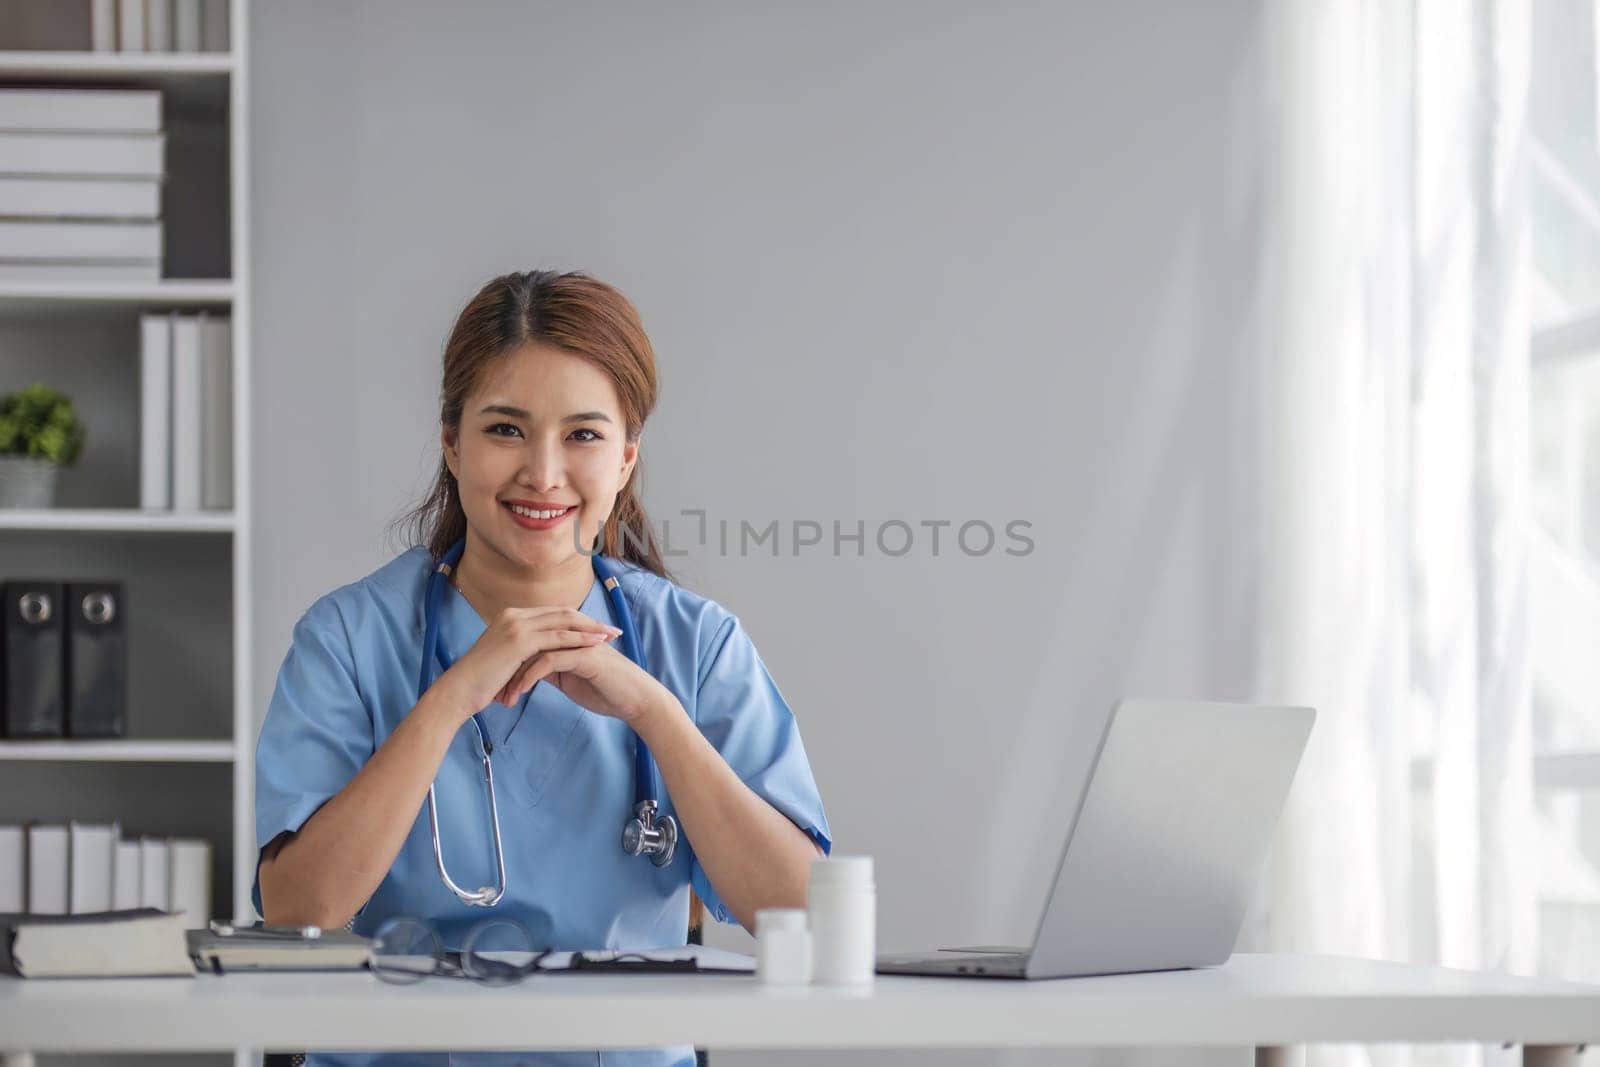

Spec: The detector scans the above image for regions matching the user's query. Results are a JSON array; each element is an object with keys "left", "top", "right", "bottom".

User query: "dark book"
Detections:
[{"left": 0, "top": 908, "right": 194, "bottom": 978}]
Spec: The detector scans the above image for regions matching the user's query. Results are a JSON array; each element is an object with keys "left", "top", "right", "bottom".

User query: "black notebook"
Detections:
[{"left": 0, "top": 908, "right": 194, "bottom": 978}]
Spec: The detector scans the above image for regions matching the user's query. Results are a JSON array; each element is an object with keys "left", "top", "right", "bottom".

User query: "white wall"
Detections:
[{"left": 251, "top": 3, "right": 1269, "bottom": 1063}]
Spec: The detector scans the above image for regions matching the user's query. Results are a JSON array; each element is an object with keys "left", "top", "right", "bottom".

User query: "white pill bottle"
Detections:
[
  {"left": 806, "top": 854, "right": 875, "bottom": 986},
  {"left": 755, "top": 908, "right": 812, "bottom": 986}
]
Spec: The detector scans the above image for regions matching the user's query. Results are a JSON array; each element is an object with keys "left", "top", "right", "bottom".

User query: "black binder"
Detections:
[
  {"left": 1, "top": 581, "right": 65, "bottom": 739},
  {"left": 64, "top": 581, "right": 126, "bottom": 738}
]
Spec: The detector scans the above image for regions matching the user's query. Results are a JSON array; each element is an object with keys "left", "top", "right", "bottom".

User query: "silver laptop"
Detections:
[{"left": 876, "top": 698, "right": 1315, "bottom": 979}]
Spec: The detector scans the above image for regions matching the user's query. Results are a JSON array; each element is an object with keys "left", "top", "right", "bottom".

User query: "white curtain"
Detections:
[{"left": 1258, "top": 2, "right": 1537, "bottom": 1066}]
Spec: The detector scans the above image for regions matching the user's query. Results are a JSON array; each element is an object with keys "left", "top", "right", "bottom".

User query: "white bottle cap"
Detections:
[
  {"left": 809, "top": 854, "right": 874, "bottom": 889},
  {"left": 756, "top": 908, "right": 807, "bottom": 935}
]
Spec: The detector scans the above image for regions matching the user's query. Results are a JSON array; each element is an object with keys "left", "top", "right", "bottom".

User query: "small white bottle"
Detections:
[
  {"left": 806, "top": 855, "right": 875, "bottom": 986},
  {"left": 755, "top": 907, "right": 811, "bottom": 986}
]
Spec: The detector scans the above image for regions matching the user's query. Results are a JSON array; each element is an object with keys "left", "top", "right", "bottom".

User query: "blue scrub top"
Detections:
[{"left": 253, "top": 546, "right": 832, "bottom": 1067}]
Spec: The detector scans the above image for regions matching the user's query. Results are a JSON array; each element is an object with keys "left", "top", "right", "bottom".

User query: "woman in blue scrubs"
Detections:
[{"left": 253, "top": 270, "right": 832, "bottom": 1066}]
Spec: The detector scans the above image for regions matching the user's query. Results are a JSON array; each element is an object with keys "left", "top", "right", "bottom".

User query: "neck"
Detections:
[{"left": 450, "top": 532, "right": 595, "bottom": 621}]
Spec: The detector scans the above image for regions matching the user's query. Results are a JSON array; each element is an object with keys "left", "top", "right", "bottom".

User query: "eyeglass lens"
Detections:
[{"left": 371, "top": 916, "right": 444, "bottom": 984}]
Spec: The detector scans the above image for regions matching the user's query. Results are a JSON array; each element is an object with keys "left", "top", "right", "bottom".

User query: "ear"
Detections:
[
  {"left": 620, "top": 438, "right": 639, "bottom": 487},
  {"left": 441, "top": 424, "right": 459, "bottom": 481}
]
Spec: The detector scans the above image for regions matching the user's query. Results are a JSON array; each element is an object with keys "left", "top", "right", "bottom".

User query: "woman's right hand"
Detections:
[{"left": 432, "top": 607, "right": 623, "bottom": 720}]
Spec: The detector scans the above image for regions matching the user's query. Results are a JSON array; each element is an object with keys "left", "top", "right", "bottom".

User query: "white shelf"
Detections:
[
  {"left": 0, "top": 279, "right": 234, "bottom": 316},
  {"left": 0, "top": 739, "right": 235, "bottom": 762},
  {"left": 0, "top": 50, "right": 233, "bottom": 80},
  {"left": 0, "top": 50, "right": 234, "bottom": 116},
  {"left": 0, "top": 508, "right": 234, "bottom": 532}
]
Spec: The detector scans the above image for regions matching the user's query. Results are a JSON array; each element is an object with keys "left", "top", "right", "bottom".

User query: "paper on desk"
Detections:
[{"left": 539, "top": 945, "right": 755, "bottom": 973}]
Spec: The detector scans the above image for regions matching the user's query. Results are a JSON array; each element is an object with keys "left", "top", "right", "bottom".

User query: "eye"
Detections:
[
  {"left": 569, "top": 428, "right": 603, "bottom": 442},
  {"left": 486, "top": 422, "right": 522, "bottom": 438}
]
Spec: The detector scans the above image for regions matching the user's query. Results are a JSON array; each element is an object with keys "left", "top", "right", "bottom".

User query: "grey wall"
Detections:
[{"left": 251, "top": 3, "right": 1268, "bottom": 1063}]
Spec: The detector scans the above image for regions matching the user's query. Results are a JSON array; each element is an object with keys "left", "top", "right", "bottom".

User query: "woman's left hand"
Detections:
[{"left": 495, "top": 640, "right": 674, "bottom": 727}]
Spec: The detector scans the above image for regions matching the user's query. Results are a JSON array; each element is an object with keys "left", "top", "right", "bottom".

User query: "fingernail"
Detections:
[{"left": 608, "top": 626, "right": 623, "bottom": 635}]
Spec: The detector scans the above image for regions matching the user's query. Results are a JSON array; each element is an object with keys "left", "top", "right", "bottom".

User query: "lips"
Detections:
[
  {"left": 502, "top": 501, "right": 577, "bottom": 530},
  {"left": 503, "top": 502, "right": 575, "bottom": 518}
]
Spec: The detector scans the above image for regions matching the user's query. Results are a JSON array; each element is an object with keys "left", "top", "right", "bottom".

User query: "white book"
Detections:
[
  {"left": 27, "top": 825, "right": 69, "bottom": 915},
  {"left": 113, "top": 839, "right": 142, "bottom": 911},
  {"left": 0, "top": 176, "right": 161, "bottom": 219},
  {"left": 201, "top": 0, "right": 228, "bottom": 52},
  {"left": 92, "top": 0, "right": 117, "bottom": 52},
  {"left": 167, "top": 838, "right": 211, "bottom": 929},
  {"left": 68, "top": 821, "right": 118, "bottom": 914},
  {"left": 0, "top": 131, "right": 165, "bottom": 178},
  {"left": 199, "top": 314, "right": 232, "bottom": 510},
  {"left": 171, "top": 315, "right": 202, "bottom": 512},
  {"left": 145, "top": 0, "right": 172, "bottom": 50},
  {"left": 118, "top": 0, "right": 146, "bottom": 52},
  {"left": 137, "top": 837, "right": 169, "bottom": 910},
  {"left": 0, "top": 261, "right": 160, "bottom": 282},
  {"left": 174, "top": 0, "right": 201, "bottom": 52},
  {"left": 0, "top": 90, "right": 162, "bottom": 133},
  {"left": 0, "top": 827, "right": 23, "bottom": 913},
  {"left": 8, "top": 911, "right": 193, "bottom": 978},
  {"left": 141, "top": 313, "right": 173, "bottom": 510},
  {"left": 0, "top": 219, "right": 161, "bottom": 261}
]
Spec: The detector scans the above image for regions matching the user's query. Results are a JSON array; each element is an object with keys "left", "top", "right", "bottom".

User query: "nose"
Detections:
[{"left": 519, "top": 434, "right": 564, "bottom": 490}]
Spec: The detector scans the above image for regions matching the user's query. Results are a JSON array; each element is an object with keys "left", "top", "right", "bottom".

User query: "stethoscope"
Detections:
[{"left": 418, "top": 537, "right": 679, "bottom": 908}]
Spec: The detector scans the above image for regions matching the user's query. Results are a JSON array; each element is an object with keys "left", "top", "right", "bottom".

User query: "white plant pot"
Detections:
[{"left": 0, "top": 455, "right": 60, "bottom": 509}]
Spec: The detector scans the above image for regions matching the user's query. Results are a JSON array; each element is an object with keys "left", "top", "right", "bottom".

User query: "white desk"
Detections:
[{"left": 2, "top": 954, "right": 1597, "bottom": 1065}]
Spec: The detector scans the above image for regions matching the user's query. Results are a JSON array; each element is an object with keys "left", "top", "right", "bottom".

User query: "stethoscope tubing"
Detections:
[{"left": 417, "top": 540, "right": 672, "bottom": 908}]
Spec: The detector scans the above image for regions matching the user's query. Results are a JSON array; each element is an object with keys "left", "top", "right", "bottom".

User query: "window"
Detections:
[{"left": 1526, "top": 0, "right": 1600, "bottom": 983}]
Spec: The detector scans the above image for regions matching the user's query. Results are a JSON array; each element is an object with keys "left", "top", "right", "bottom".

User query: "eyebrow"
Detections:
[{"left": 478, "top": 404, "right": 613, "bottom": 424}]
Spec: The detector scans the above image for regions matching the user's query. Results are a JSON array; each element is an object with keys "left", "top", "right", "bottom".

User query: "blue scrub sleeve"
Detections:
[
  {"left": 689, "top": 612, "right": 832, "bottom": 925},
  {"left": 251, "top": 597, "right": 376, "bottom": 920}
]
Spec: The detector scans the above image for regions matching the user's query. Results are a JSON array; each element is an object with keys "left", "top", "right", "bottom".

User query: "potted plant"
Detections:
[{"left": 0, "top": 384, "right": 87, "bottom": 509}]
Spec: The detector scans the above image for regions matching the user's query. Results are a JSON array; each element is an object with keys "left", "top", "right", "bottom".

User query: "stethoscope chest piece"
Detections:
[{"left": 621, "top": 799, "right": 678, "bottom": 868}]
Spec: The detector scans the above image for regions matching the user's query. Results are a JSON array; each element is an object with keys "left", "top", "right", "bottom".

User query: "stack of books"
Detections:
[
  {"left": 140, "top": 311, "right": 232, "bottom": 511},
  {"left": 0, "top": 823, "right": 213, "bottom": 931},
  {"left": 0, "top": 88, "right": 165, "bottom": 283}
]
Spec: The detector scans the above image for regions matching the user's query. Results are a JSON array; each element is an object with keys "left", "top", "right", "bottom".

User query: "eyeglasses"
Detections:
[
  {"left": 370, "top": 915, "right": 703, "bottom": 986},
  {"left": 371, "top": 915, "right": 553, "bottom": 986}
]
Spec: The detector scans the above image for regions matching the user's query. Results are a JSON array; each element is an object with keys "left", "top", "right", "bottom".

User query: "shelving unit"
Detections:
[{"left": 0, "top": 6, "right": 254, "bottom": 1065}]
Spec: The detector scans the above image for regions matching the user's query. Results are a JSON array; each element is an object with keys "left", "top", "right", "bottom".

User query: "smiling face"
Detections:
[{"left": 442, "top": 342, "right": 638, "bottom": 575}]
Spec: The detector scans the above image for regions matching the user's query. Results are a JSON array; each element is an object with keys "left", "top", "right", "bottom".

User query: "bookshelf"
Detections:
[{"left": 0, "top": 1, "right": 253, "bottom": 1062}]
